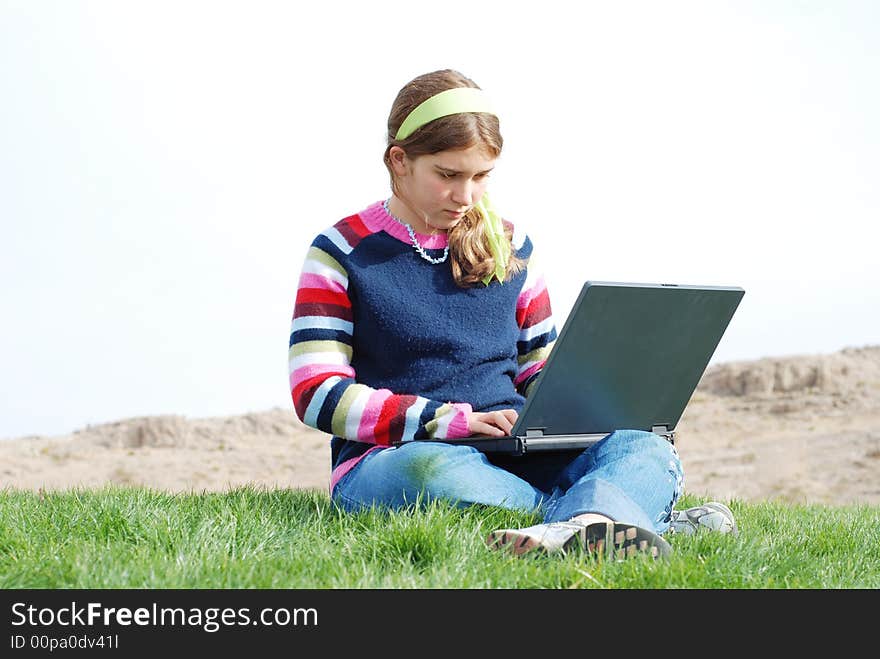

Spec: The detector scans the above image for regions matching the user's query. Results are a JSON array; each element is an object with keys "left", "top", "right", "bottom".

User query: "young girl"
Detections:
[{"left": 288, "top": 69, "right": 736, "bottom": 559}]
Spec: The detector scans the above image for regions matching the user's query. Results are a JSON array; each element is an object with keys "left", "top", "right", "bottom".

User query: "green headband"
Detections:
[{"left": 395, "top": 87, "right": 496, "bottom": 141}]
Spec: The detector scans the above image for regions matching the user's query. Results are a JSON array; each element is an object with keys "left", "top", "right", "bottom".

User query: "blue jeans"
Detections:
[{"left": 331, "top": 429, "right": 684, "bottom": 535}]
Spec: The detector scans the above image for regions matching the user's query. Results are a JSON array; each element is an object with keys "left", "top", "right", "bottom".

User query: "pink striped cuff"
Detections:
[{"left": 446, "top": 403, "right": 473, "bottom": 439}]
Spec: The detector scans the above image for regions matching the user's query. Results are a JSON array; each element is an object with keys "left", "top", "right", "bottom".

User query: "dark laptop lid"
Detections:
[{"left": 511, "top": 281, "right": 745, "bottom": 438}]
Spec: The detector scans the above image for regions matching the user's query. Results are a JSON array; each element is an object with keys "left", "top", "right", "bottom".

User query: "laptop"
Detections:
[{"left": 428, "top": 280, "right": 744, "bottom": 455}]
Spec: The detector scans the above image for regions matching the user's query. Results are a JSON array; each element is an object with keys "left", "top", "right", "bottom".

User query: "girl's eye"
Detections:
[{"left": 439, "top": 171, "right": 490, "bottom": 180}]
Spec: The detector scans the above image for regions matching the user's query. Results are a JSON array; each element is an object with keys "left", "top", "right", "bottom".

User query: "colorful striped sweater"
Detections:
[{"left": 288, "top": 200, "right": 557, "bottom": 492}]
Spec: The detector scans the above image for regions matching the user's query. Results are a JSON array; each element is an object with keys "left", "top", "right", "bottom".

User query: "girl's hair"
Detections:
[{"left": 383, "top": 69, "right": 525, "bottom": 287}]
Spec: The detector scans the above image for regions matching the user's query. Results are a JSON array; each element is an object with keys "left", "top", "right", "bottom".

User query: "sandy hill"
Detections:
[{"left": 2, "top": 345, "right": 878, "bottom": 506}]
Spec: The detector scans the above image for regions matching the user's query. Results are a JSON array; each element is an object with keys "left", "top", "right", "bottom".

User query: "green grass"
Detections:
[{"left": 1, "top": 486, "right": 878, "bottom": 588}]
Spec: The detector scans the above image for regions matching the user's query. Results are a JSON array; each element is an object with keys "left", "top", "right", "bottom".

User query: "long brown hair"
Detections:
[{"left": 383, "top": 69, "right": 524, "bottom": 287}]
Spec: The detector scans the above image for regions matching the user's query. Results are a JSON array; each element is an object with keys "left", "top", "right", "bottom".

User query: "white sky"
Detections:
[{"left": 1, "top": 1, "right": 878, "bottom": 439}]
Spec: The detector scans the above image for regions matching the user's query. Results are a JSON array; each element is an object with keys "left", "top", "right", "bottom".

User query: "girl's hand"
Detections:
[{"left": 466, "top": 409, "right": 518, "bottom": 437}]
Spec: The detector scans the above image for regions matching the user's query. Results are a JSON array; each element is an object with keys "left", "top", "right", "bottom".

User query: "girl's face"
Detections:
[{"left": 390, "top": 143, "right": 497, "bottom": 233}]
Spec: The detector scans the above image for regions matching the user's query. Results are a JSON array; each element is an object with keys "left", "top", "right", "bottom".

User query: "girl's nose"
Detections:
[{"left": 451, "top": 180, "right": 474, "bottom": 207}]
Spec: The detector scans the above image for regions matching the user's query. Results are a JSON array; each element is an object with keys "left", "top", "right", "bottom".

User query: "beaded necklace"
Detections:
[{"left": 383, "top": 198, "right": 449, "bottom": 265}]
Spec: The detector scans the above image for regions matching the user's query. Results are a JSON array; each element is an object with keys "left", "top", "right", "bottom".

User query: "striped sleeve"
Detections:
[
  {"left": 514, "top": 239, "right": 557, "bottom": 398},
  {"left": 288, "top": 217, "right": 472, "bottom": 445}
]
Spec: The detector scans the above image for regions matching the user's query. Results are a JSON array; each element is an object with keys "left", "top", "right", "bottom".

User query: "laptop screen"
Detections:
[{"left": 512, "top": 281, "right": 745, "bottom": 437}]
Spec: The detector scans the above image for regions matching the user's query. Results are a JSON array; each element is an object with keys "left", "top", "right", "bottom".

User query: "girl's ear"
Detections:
[{"left": 388, "top": 146, "right": 409, "bottom": 177}]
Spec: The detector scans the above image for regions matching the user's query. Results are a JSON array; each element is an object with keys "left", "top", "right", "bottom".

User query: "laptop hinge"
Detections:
[
  {"left": 651, "top": 425, "right": 675, "bottom": 445},
  {"left": 525, "top": 428, "right": 545, "bottom": 438}
]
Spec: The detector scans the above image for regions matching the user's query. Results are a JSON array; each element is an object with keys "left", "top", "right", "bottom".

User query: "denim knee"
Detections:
[
  {"left": 551, "top": 429, "right": 684, "bottom": 532},
  {"left": 615, "top": 429, "right": 683, "bottom": 498},
  {"left": 614, "top": 430, "right": 684, "bottom": 529}
]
